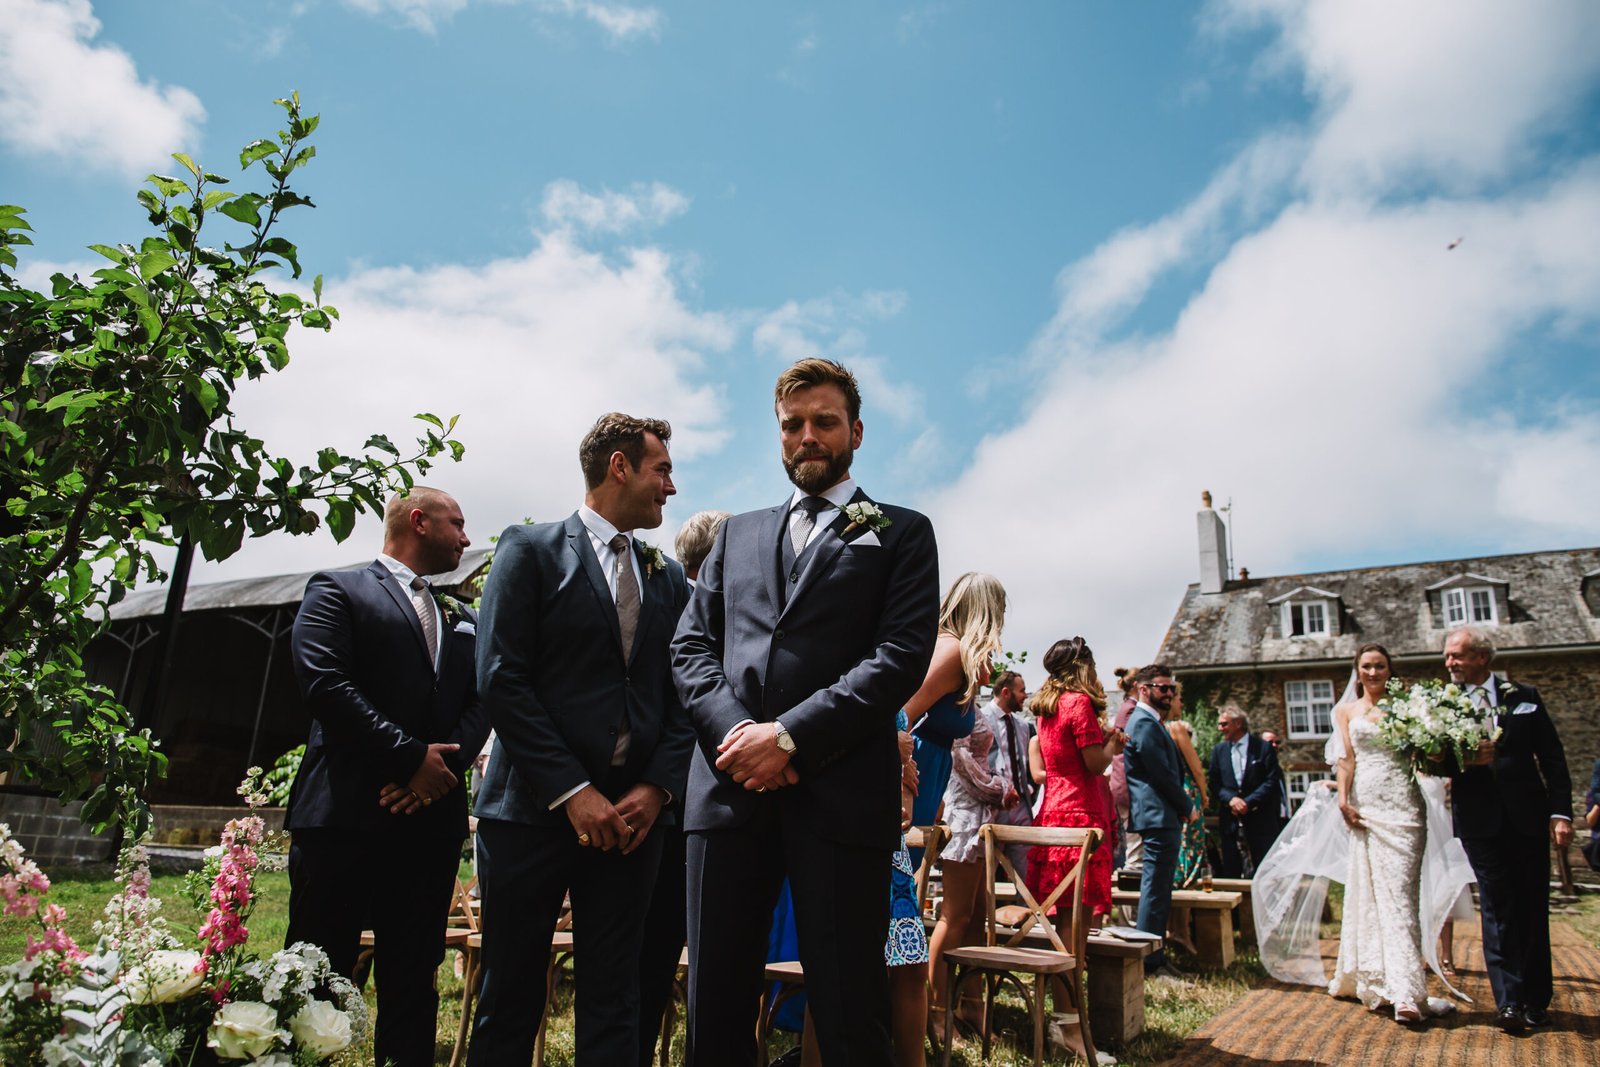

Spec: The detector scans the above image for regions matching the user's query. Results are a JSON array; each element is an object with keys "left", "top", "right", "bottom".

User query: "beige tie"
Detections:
[
  {"left": 409, "top": 575, "right": 438, "bottom": 668},
  {"left": 610, "top": 534, "right": 641, "bottom": 659}
]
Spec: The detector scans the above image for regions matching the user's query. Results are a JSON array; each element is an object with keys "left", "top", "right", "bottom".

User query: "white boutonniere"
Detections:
[
  {"left": 841, "top": 501, "right": 891, "bottom": 539},
  {"left": 638, "top": 541, "right": 667, "bottom": 579}
]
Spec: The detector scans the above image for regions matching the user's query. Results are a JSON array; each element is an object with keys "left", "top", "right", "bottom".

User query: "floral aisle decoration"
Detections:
[
  {"left": 1375, "top": 678, "right": 1503, "bottom": 774},
  {"left": 0, "top": 768, "right": 367, "bottom": 1064}
]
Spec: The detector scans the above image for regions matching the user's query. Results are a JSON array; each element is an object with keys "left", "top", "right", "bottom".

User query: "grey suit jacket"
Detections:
[
  {"left": 474, "top": 514, "right": 693, "bottom": 826},
  {"left": 671, "top": 489, "right": 939, "bottom": 849}
]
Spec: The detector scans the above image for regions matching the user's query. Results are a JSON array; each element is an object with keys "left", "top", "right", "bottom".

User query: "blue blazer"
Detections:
[
  {"left": 473, "top": 514, "right": 694, "bottom": 826},
  {"left": 672, "top": 489, "right": 940, "bottom": 849},
  {"left": 1446, "top": 678, "right": 1572, "bottom": 840},
  {"left": 1123, "top": 706, "right": 1192, "bottom": 833},
  {"left": 287, "top": 561, "right": 488, "bottom": 836},
  {"left": 1208, "top": 734, "right": 1284, "bottom": 834}
]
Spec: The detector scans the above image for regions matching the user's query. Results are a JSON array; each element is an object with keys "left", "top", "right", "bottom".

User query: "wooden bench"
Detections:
[
  {"left": 1084, "top": 933, "right": 1159, "bottom": 1046},
  {"left": 1111, "top": 889, "right": 1242, "bottom": 970},
  {"left": 1206, "top": 878, "right": 1256, "bottom": 944},
  {"left": 993, "top": 906, "right": 1158, "bottom": 1048}
]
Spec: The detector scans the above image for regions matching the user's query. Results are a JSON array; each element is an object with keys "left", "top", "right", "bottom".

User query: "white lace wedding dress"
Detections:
[{"left": 1328, "top": 717, "right": 1429, "bottom": 1010}]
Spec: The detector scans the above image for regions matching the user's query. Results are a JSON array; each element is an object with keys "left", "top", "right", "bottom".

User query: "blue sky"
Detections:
[{"left": 5, "top": 0, "right": 1600, "bottom": 672}]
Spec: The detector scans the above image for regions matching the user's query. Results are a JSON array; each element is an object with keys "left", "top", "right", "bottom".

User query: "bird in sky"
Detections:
[{"left": 1447, "top": 237, "right": 1464, "bottom": 250}]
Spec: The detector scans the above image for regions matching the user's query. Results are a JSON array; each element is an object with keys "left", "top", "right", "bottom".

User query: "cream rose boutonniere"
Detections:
[
  {"left": 438, "top": 593, "right": 472, "bottom": 627},
  {"left": 638, "top": 541, "right": 667, "bottom": 579},
  {"left": 841, "top": 501, "right": 891, "bottom": 539}
]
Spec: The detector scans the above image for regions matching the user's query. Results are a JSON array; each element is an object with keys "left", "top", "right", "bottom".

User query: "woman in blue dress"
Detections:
[{"left": 903, "top": 572, "right": 1008, "bottom": 1040}]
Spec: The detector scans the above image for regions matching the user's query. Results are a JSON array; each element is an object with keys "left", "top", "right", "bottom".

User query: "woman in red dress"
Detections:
[{"left": 1026, "top": 636, "right": 1124, "bottom": 923}]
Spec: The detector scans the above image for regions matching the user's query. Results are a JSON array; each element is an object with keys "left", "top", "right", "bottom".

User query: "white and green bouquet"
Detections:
[
  {"left": 0, "top": 769, "right": 367, "bottom": 1065},
  {"left": 1375, "top": 678, "right": 1502, "bottom": 774}
]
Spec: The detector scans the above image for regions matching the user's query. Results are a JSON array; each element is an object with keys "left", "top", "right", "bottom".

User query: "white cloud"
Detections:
[
  {"left": 204, "top": 212, "right": 732, "bottom": 581},
  {"left": 343, "top": 0, "right": 661, "bottom": 40},
  {"left": 0, "top": 0, "right": 205, "bottom": 176},
  {"left": 753, "top": 291, "right": 922, "bottom": 424},
  {"left": 1215, "top": 0, "right": 1600, "bottom": 195},
  {"left": 540, "top": 179, "right": 689, "bottom": 235},
  {"left": 928, "top": 0, "right": 1600, "bottom": 675}
]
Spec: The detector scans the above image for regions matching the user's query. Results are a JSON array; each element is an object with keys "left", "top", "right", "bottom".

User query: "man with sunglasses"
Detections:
[{"left": 1123, "top": 664, "right": 1199, "bottom": 978}]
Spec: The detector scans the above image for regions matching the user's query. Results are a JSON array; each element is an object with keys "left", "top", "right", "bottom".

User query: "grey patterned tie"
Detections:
[
  {"left": 610, "top": 533, "right": 641, "bottom": 658},
  {"left": 790, "top": 496, "right": 826, "bottom": 557},
  {"left": 409, "top": 575, "right": 438, "bottom": 668}
]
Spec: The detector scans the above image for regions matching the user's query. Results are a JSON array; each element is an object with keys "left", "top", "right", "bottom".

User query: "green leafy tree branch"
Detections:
[{"left": 0, "top": 94, "right": 463, "bottom": 834}]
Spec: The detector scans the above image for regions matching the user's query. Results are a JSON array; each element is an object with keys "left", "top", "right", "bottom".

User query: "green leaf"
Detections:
[
  {"left": 172, "top": 152, "right": 203, "bottom": 179},
  {"left": 138, "top": 249, "right": 178, "bottom": 277},
  {"left": 239, "top": 139, "right": 278, "bottom": 167},
  {"left": 218, "top": 195, "right": 263, "bottom": 227},
  {"left": 88, "top": 243, "right": 128, "bottom": 264},
  {"left": 325, "top": 498, "right": 356, "bottom": 542},
  {"left": 416, "top": 412, "right": 444, "bottom": 430},
  {"left": 147, "top": 174, "right": 189, "bottom": 199}
]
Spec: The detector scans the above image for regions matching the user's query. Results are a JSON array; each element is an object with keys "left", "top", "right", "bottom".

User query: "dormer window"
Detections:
[
  {"left": 1269, "top": 586, "right": 1340, "bottom": 639},
  {"left": 1443, "top": 586, "right": 1496, "bottom": 626},
  {"left": 1285, "top": 600, "right": 1329, "bottom": 637},
  {"left": 1427, "top": 573, "right": 1507, "bottom": 628}
]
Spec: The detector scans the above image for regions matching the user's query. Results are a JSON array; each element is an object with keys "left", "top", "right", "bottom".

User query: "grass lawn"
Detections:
[{"left": 2, "top": 862, "right": 1265, "bottom": 1065}]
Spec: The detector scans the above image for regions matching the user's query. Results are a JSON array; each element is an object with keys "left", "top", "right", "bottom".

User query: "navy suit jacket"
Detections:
[
  {"left": 671, "top": 489, "right": 939, "bottom": 849},
  {"left": 286, "top": 561, "right": 488, "bottom": 836},
  {"left": 1124, "top": 706, "right": 1192, "bottom": 833},
  {"left": 1208, "top": 734, "right": 1284, "bottom": 833},
  {"left": 473, "top": 514, "right": 694, "bottom": 826},
  {"left": 1446, "top": 678, "right": 1572, "bottom": 840}
]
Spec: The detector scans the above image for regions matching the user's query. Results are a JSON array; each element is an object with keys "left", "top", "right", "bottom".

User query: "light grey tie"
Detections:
[
  {"left": 409, "top": 575, "right": 438, "bottom": 668},
  {"left": 790, "top": 496, "right": 826, "bottom": 557},
  {"left": 610, "top": 533, "right": 641, "bottom": 658}
]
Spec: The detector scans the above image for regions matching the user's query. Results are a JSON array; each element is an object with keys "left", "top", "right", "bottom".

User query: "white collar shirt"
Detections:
[
  {"left": 578, "top": 505, "right": 642, "bottom": 602},
  {"left": 786, "top": 477, "right": 858, "bottom": 552},
  {"left": 1231, "top": 736, "right": 1249, "bottom": 782},
  {"left": 378, "top": 553, "right": 442, "bottom": 671}
]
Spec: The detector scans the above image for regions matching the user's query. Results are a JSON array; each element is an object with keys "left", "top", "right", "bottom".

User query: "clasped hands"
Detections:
[
  {"left": 378, "top": 742, "right": 461, "bottom": 815},
  {"left": 565, "top": 782, "right": 667, "bottom": 854},
  {"left": 716, "top": 721, "right": 799, "bottom": 792}
]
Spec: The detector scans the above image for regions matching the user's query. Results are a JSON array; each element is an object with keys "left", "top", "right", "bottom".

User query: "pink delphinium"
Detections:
[{"left": 196, "top": 813, "right": 264, "bottom": 977}]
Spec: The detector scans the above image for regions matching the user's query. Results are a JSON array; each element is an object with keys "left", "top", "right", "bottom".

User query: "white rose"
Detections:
[
  {"left": 208, "top": 1001, "right": 284, "bottom": 1060},
  {"left": 288, "top": 998, "right": 353, "bottom": 1057},
  {"left": 123, "top": 950, "right": 204, "bottom": 1004}
]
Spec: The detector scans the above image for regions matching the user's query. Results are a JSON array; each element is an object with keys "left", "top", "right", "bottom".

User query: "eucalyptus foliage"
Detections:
[{"left": 0, "top": 94, "right": 462, "bottom": 834}]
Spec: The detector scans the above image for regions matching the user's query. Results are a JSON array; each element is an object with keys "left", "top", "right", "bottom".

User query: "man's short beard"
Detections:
[{"left": 784, "top": 447, "right": 852, "bottom": 493}]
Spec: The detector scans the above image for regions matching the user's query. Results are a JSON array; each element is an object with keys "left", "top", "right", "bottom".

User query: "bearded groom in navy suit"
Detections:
[
  {"left": 672, "top": 359, "right": 940, "bottom": 1066},
  {"left": 470, "top": 414, "right": 694, "bottom": 1064}
]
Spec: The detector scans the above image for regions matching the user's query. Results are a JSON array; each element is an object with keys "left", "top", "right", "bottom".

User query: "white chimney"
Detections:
[{"left": 1197, "top": 491, "right": 1228, "bottom": 594}]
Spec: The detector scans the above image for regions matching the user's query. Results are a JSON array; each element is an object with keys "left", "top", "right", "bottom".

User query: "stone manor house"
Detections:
[{"left": 1156, "top": 495, "right": 1598, "bottom": 820}]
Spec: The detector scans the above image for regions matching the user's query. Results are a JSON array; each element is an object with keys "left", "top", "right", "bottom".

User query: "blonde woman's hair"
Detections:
[
  {"left": 1030, "top": 637, "right": 1107, "bottom": 719},
  {"left": 938, "top": 572, "right": 1007, "bottom": 705}
]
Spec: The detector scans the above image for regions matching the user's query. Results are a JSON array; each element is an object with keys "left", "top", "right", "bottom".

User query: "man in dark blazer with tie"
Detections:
[
  {"left": 672, "top": 358, "right": 939, "bottom": 1066},
  {"left": 469, "top": 414, "right": 693, "bottom": 1064},
  {"left": 286, "top": 487, "right": 486, "bottom": 1067},
  {"left": 1441, "top": 626, "right": 1572, "bottom": 1032},
  {"left": 1207, "top": 704, "right": 1286, "bottom": 877},
  {"left": 1123, "top": 663, "right": 1197, "bottom": 977}
]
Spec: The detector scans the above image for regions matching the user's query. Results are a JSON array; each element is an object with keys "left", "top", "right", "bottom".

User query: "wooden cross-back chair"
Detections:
[
  {"left": 905, "top": 824, "right": 949, "bottom": 925},
  {"left": 938, "top": 824, "right": 1100, "bottom": 1067}
]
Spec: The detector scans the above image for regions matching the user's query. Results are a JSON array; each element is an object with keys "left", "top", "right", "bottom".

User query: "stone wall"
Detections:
[
  {"left": 0, "top": 793, "right": 115, "bottom": 866},
  {"left": 150, "top": 804, "right": 286, "bottom": 846}
]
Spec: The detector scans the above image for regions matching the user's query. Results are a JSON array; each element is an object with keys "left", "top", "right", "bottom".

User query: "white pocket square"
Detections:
[
  {"left": 454, "top": 621, "right": 476, "bottom": 635},
  {"left": 850, "top": 531, "right": 882, "bottom": 548},
  {"left": 1510, "top": 702, "right": 1536, "bottom": 716}
]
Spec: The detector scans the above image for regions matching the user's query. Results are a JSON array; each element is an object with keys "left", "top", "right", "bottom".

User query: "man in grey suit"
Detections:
[
  {"left": 1122, "top": 662, "right": 1198, "bottom": 978},
  {"left": 672, "top": 358, "right": 940, "bottom": 1066},
  {"left": 469, "top": 414, "right": 694, "bottom": 1064}
]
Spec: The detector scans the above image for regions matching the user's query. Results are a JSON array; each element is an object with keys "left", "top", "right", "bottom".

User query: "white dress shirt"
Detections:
[{"left": 378, "top": 554, "right": 442, "bottom": 672}]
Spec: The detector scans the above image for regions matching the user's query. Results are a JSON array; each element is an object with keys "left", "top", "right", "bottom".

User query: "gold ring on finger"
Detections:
[
  {"left": 578, "top": 832, "right": 591, "bottom": 845},
  {"left": 422, "top": 796, "right": 432, "bottom": 806},
  {"left": 756, "top": 785, "right": 767, "bottom": 793}
]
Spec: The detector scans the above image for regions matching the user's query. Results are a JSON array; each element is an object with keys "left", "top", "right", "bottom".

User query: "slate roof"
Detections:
[
  {"left": 108, "top": 549, "right": 494, "bottom": 621},
  {"left": 1158, "top": 546, "right": 1600, "bottom": 669}
]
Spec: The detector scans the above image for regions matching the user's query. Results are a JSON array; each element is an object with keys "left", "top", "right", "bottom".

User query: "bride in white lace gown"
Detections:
[{"left": 1329, "top": 643, "right": 1433, "bottom": 1022}]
